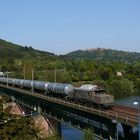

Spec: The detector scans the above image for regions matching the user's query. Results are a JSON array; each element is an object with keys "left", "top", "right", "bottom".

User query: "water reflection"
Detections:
[
  {"left": 116, "top": 96, "right": 140, "bottom": 108},
  {"left": 61, "top": 123, "right": 83, "bottom": 140}
]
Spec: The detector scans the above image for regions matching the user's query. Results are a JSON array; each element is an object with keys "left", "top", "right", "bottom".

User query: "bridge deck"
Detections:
[{"left": 0, "top": 84, "right": 137, "bottom": 127}]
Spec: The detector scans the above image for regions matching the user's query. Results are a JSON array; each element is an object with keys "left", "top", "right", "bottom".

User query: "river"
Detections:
[
  {"left": 61, "top": 96, "right": 140, "bottom": 140},
  {"left": 62, "top": 124, "right": 83, "bottom": 140}
]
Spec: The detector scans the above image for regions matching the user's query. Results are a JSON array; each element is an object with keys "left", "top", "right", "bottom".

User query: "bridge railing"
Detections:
[
  {"left": 34, "top": 92, "right": 137, "bottom": 126},
  {"left": 0, "top": 84, "right": 137, "bottom": 126}
]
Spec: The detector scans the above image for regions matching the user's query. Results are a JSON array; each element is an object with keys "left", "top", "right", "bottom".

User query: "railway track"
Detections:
[
  {"left": 106, "top": 104, "right": 138, "bottom": 123},
  {"left": 111, "top": 104, "right": 137, "bottom": 116}
]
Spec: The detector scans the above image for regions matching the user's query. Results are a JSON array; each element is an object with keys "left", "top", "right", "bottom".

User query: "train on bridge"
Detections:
[{"left": 0, "top": 77, "right": 114, "bottom": 109}]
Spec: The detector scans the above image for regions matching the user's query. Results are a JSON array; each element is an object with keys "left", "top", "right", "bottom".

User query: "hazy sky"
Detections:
[{"left": 0, "top": 0, "right": 140, "bottom": 54}]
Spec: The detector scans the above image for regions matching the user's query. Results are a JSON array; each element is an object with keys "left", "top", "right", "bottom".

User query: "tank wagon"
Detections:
[
  {"left": 33, "top": 81, "right": 50, "bottom": 91},
  {"left": 0, "top": 77, "right": 114, "bottom": 108},
  {"left": 47, "top": 83, "right": 73, "bottom": 96},
  {"left": 0, "top": 77, "right": 8, "bottom": 84}
]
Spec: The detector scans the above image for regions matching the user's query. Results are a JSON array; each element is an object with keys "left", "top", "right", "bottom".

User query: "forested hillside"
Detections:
[
  {"left": 64, "top": 48, "right": 140, "bottom": 62},
  {"left": 0, "top": 39, "right": 57, "bottom": 60},
  {"left": 1, "top": 39, "right": 140, "bottom": 99},
  {"left": 0, "top": 39, "right": 59, "bottom": 79}
]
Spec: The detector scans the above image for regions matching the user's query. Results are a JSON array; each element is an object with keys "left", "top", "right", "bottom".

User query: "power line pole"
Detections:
[
  {"left": 6, "top": 71, "right": 8, "bottom": 87},
  {"left": 23, "top": 65, "right": 25, "bottom": 80},
  {"left": 54, "top": 69, "right": 56, "bottom": 83},
  {"left": 32, "top": 69, "right": 34, "bottom": 93}
]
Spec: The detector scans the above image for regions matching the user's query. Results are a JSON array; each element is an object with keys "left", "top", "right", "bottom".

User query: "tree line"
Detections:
[{"left": 1, "top": 59, "right": 140, "bottom": 99}]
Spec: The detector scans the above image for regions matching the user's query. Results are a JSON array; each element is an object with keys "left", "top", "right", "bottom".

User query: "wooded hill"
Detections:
[
  {"left": 0, "top": 39, "right": 57, "bottom": 60},
  {"left": 1, "top": 39, "right": 140, "bottom": 63},
  {"left": 1, "top": 38, "right": 140, "bottom": 99},
  {"left": 64, "top": 48, "right": 140, "bottom": 62}
]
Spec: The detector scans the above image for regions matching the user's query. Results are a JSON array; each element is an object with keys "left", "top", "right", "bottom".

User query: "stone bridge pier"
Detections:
[{"left": 3, "top": 101, "right": 61, "bottom": 139}]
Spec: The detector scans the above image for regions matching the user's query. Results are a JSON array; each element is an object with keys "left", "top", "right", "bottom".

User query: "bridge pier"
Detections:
[
  {"left": 3, "top": 101, "right": 24, "bottom": 115},
  {"left": 105, "top": 122, "right": 116, "bottom": 140},
  {"left": 33, "top": 114, "right": 61, "bottom": 138},
  {"left": 105, "top": 122, "right": 138, "bottom": 140},
  {"left": 3, "top": 101, "right": 61, "bottom": 139},
  {"left": 122, "top": 124, "right": 137, "bottom": 140},
  {"left": 15, "top": 103, "right": 62, "bottom": 138}
]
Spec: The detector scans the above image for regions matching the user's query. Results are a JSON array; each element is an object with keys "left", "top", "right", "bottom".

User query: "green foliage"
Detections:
[
  {"left": 45, "top": 136, "right": 62, "bottom": 140},
  {"left": 134, "top": 78, "right": 140, "bottom": 95},
  {"left": 107, "top": 79, "right": 134, "bottom": 98},
  {"left": 0, "top": 101, "right": 35, "bottom": 139},
  {"left": 0, "top": 39, "right": 58, "bottom": 73},
  {"left": 0, "top": 39, "right": 56, "bottom": 60},
  {"left": 0, "top": 98, "right": 64, "bottom": 140},
  {"left": 24, "top": 61, "right": 34, "bottom": 80},
  {"left": 65, "top": 48, "right": 140, "bottom": 62},
  {"left": 1, "top": 38, "right": 140, "bottom": 98},
  {"left": 83, "top": 128, "right": 95, "bottom": 140},
  {"left": 0, "top": 115, "right": 38, "bottom": 140}
]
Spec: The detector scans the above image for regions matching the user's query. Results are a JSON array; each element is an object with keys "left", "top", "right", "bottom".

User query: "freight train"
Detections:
[{"left": 0, "top": 77, "right": 114, "bottom": 108}]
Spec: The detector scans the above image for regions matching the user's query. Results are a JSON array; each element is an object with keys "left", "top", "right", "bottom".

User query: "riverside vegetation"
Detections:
[{"left": 0, "top": 96, "right": 62, "bottom": 140}]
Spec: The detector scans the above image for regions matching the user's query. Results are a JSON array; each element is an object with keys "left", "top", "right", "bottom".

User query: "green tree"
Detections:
[
  {"left": 107, "top": 79, "right": 134, "bottom": 98},
  {"left": 134, "top": 78, "right": 140, "bottom": 96},
  {"left": 0, "top": 116, "right": 39, "bottom": 140},
  {"left": 83, "top": 128, "right": 95, "bottom": 140}
]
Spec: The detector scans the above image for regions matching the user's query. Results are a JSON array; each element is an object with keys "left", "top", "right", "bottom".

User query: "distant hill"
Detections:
[
  {"left": 64, "top": 48, "right": 140, "bottom": 62},
  {"left": 1, "top": 39, "right": 140, "bottom": 63},
  {"left": 0, "top": 39, "right": 57, "bottom": 60}
]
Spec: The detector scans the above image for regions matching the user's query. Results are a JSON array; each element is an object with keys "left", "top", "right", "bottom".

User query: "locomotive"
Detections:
[{"left": 0, "top": 77, "right": 114, "bottom": 108}]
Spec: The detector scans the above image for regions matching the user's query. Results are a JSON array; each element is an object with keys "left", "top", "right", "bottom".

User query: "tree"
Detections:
[
  {"left": 83, "top": 128, "right": 95, "bottom": 140},
  {"left": 0, "top": 116, "right": 39, "bottom": 140},
  {"left": 107, "top": 79, "right": 134, "bottom": 98},
  {"left": 134, "top": 78, "right": 140, "bottom": 96}
]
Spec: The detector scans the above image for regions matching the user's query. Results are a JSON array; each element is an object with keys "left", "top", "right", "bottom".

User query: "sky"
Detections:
[{"left": 0, "top": 0, "right": 140, "bottom": 55}]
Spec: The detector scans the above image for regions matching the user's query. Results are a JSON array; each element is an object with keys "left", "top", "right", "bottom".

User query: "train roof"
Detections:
[
  {"left": 74, "top": 87, "right": 105, "bottom": 92},
  {"left": 79, "top": 84, "right": 97, "bottom": 90}
]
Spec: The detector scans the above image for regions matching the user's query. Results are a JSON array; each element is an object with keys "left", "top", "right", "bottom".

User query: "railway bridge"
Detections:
[{"left": 0, "top": 84, "right": 138, "bottom": 140}]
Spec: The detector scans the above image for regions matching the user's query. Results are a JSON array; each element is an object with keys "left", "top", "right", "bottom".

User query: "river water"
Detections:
[
  {"left": 61, "top": 96, "right": 140, "bottom": 140},
  {"left": 62, "top": 124, "right": 83, "bottom": 140},
  {"left": 116, "top": 96, "right": 140, "bottom": 108}
]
